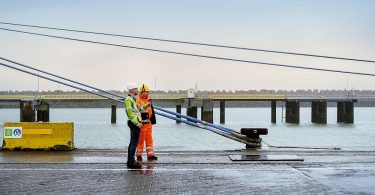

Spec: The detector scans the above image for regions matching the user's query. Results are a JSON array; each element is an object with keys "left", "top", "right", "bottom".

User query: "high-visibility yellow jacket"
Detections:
[{"left": 125, "top": 95, "right": 141, "bottom": 126}]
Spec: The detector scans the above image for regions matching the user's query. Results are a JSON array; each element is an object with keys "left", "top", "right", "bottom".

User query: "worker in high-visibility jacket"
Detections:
[
  {"left": 136, "top": 84, "right": 158, "bottom": 161},
  {"left": 125, "top": 82, "right": 142, "bottom": 169}
]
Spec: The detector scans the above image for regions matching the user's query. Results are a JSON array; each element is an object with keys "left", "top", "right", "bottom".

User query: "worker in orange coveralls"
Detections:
[{"left": 136, "top": 84, "right": 158, "bottom": 161}]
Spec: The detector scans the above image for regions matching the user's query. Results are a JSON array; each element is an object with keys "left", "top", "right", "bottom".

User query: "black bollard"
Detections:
[{"left": 241, "top": 128, "right": 268, "bottom": 149}]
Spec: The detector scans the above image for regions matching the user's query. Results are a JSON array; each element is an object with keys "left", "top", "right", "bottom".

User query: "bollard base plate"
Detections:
[{"left": 228, "top": 154, "right": 303, "bottom": 161}]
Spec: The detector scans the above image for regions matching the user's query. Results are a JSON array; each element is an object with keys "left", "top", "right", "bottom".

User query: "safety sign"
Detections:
[{"left": 3, "top": 127, "right": 23, "bottom": 138}]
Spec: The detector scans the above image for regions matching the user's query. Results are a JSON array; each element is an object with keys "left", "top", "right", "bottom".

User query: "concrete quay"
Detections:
[{"left": 0, "top": 149, "right": 374, "bottom": 194}]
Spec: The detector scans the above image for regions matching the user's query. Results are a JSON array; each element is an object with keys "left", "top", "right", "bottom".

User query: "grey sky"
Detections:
[{"left": 0, "top": 0, "right": 374, "bottom": 91}]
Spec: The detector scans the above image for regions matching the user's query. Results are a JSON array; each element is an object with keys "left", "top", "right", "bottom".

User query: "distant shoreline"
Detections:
[
  {"left": 1, "top": 90, "right": 375, "bottom": 108},
  {"left": 1, "top": 99, "right": 375, "bottom": 108}
]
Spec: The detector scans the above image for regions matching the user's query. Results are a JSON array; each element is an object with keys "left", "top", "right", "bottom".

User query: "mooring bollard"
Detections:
[{"left": 240, "top": 128, "right": 268, "bottom": 149}]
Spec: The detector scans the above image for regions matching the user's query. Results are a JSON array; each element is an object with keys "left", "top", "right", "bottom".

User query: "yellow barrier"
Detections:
[{"left": 2, "top": 122, "right": 74, "bottom": 151}]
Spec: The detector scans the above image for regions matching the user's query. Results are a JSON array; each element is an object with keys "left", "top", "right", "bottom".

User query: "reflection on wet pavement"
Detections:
[{"left": 1, "top": 149, "right": 374, "bottom": 194}]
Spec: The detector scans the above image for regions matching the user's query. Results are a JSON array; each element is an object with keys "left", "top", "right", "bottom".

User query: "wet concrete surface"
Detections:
[{"left": 0, "top": 149, "right": 374, "bottom": 194}]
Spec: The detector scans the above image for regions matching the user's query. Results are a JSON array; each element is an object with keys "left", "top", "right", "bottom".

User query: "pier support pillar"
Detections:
[
  {"left": 176, "top": 104, "right": 181, "bottom": 124},
  {"left": 111, "top": 104, "right": 116, "bottom": 124},
  {"left": 337, "top": 101, "right": 354, "bottom": 124},
  {"left": 220, "top": 101, "right": 225, "bottom": 124},
  {"left": 187, "top": 106, "right": 197, "bottom": 121},
  {"left": 285, "top": 100, "right": 300, "bottom": 124},
  {"left": 20, "top": 100, "right": 35, "bottom": 122},
  {"left": 201, "top": 99, "right": 213, "bottom": 123},
  {"left": 186, "top": 98, "right": 197, "bottom": 122},
  {"left": 311, "top": 101, "right": 327, "bottom": 124},
  {"left": 201, "top": 106, "right": 203, "bottom": 120},
  {"left": 271, "top": 101, "right": 276, "bottom": 123},
  {"left": 35, "top": 100, "right": 50, "bottom": 122}
]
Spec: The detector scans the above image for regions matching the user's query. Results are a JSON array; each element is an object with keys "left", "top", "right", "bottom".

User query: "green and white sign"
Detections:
[{"left": 3, "top": 127, "right": 23, "bottom": 138}]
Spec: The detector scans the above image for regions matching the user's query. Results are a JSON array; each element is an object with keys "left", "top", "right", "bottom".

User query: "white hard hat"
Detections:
[{"left": 127, "top": 82, "right": 138, "bottom": 90}]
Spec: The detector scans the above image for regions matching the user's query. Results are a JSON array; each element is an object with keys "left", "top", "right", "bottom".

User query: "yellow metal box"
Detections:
[{"left": 2, "top": 122, "right": 74, "bottom": 151}]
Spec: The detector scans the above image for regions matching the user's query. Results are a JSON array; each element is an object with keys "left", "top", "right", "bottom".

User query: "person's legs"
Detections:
[
  {"left": 145, "top": 124, "right": 157, "bottom": 160},
  {"left": 136, "top": 127, "right": 146, "bottom": 159},
  {"left": 127, "top": 120, "right": 141, "bottom": 167}
]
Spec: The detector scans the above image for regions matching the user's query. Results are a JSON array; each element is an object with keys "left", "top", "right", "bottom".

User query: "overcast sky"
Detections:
[{"left": 0, "top": 0, "right": 374, "bottom": 91}]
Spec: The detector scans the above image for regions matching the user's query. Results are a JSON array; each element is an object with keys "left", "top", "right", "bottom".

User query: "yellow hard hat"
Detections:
[{"left": 140, "top": 84, "right": 150, "bottom": 92}]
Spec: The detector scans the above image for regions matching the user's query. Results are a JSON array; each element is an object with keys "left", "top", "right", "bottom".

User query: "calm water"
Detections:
[{"left": 1, "top": 107, "right": 374, "bottom": 150}]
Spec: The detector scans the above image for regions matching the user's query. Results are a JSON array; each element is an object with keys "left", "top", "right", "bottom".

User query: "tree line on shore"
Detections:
[{"left": 1, "top": 89, "right": 375, "bottom": 97}]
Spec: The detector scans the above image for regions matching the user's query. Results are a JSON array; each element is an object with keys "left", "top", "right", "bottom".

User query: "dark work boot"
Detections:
[
  {"left": 127, "top": 161, "right": 142, "bottom": 169},
  {"left": 137, "top": 156, "right": 142, "bottom": 162},
  {"left": 147, "top": 155, "right": 158, "bottom": 161}
]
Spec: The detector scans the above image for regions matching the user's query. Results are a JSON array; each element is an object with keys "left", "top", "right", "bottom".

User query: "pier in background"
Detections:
[{"left": 0, "top": 94, "right": 357, "bottom": 124}]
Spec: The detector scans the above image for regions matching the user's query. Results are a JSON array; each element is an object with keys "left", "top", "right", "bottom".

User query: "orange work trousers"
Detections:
[{"left": 136, "top": 123, "right": 154, "bottom": 157}]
